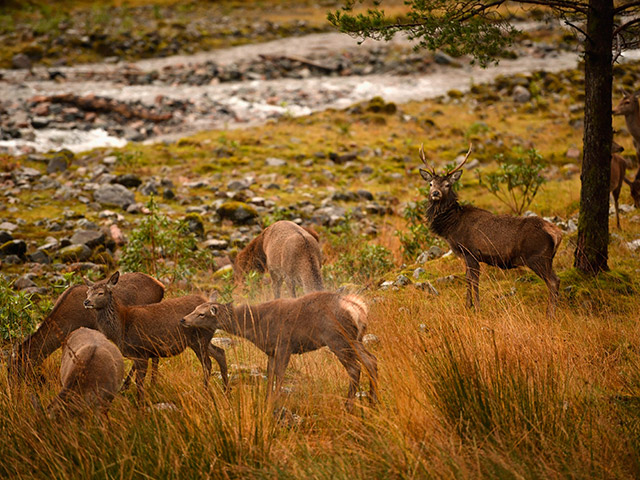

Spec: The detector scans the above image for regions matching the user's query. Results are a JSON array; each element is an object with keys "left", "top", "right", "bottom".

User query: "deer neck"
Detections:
[
  {"left": 427, "top": 196, "right": 463, "bottom": 237},
  {"left": 623, "top": 107, "right": 640, "bottom": 143},
  {"left": 227, "top": 303, "right": 263, "bottom": 347},
  {"left": 95, "top": 297, "right": 125, "bottom": 350},
  {"left": 14, "top": 317, "right": 68, "bottom": 374}
]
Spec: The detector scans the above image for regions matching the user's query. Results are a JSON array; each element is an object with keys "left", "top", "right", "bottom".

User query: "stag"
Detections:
[
  {"left": 613, "top": 90, "right": 640, "bottom": 208},
  {"left": 418, "top": 145, "right": 563, "bottom": 317}
]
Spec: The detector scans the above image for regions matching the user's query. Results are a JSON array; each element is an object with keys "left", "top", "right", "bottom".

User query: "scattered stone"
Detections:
[
  {"left": 0, "top": 239, "right": 27, "bottom": 257},
  {"left": 202, "top": 239, "right": 229, "bottom": 250},
  {"left": 394, "top": 274, "right": 410, "bottom": 287},
  {"left": 12, "top": 53, "right": 32, "bottom": 70},
  {"left": 265, "top": 157, "right": 287, "bottom": 167},
  {"left": 28, "top": 250, "right": 51, "bottom": 264},
  {"left": 93, "top": 184, "right": 135, "bottom": 209},
  {"left": 217, "top": 201, "right": 259, "bottom": 224},
  {"left": 114, "top": 174, "right": 142, "bottom": 188},
  {"left": 626, "top": 239, "right": 640, "bottom": 252},
  {"left": 57, "top": 244, "right": 92, "bottom": 262},
  {"left": 362, "top": 333, "right": 380, "bottom": 347},
  {"left": 0, "top": 222, "right": 18, "bottom": 232},
  {"left": 512, "top": 85, "right": 531, "bottom": 103},
  {"left": 70, "top": 229, "right": 106, "bottom": 248},
  {"left": 14, "top": 275, "right": 36, "bottom": 290},
  {"left": 46, "top": 154, "right": 69, "bottom": 174},
  {"left": 416, "top": 281, "right": 439, "bottom": 295},
  {"left": 417, "top": 246, "right": 443, "bottom": 263},
  {"left": 210, "top": 337, "right": 235, "bottom": 349}
]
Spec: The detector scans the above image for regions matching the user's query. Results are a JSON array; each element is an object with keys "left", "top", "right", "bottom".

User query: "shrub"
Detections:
[
  {"left": 397, "top": 187, "right": 441, "bottom": 262},
  {"left": 120, "top": 197, "right": 203, "bottom": 283},
  {"left": 326, "top": 243, "right": 394, "bottom": 285},
  {"left": 478, "top": 147, "right": 546, "bottom": 215},
  {"left": 0, "top": 278, "right": 39, "bottom": 341}
]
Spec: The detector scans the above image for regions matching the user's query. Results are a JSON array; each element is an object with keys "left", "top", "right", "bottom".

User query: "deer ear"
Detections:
[
  {"left": 419, "top": 169, "right": 434, "bottom": 182},
  {"left": 450, "top": 170, "right": 463, "bottom": 183},
  {"left": 209, "top": 304, "right": 218, "bottom": 316},
  {"left": 82, "top": 276, "right": 94, "bottom": 286},
  {"left": 107, "top": 271, "right": 120, "bottom": 287},
  {"left": 209, "top": 290, "right": 219, "bottom": 302}
]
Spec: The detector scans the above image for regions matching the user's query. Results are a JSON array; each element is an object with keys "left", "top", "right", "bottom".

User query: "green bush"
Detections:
[
  {"left": 326, "top": 243, "right": 394, "bottom": 285},
  {"left": 478, "top": 147, "right": 546, "bottom": 215},
  {"left": 0, "top": 279, "right": 39, "bottom": 341},
  {"left": 397, "top": 186, "right": 441, "bottom": 262},
  {"left": 120, "top": 198, "right": 204, "bottom": 283}
]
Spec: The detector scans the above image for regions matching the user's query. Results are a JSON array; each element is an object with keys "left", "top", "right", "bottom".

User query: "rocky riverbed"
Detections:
[{"left": 0, "top": 26, "right": 586, "bottom": 154}]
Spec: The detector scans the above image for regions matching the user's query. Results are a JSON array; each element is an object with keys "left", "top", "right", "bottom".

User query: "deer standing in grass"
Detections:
[
  {"left": 84, "top": 272, "right": 228, "bottom": 401},
  {"left": 47, "top": 328, "right": 124, "bottom": 418},
  {"left": 610, "top": 141, "right": 633, "bottom": 228},
  {"left": 181, "top": 292, "right": 377, "bottom": 410},
  {"left": 233, "top": 220, "right": 323, "bottom": 298},
  {"left": 613, "top": 90, "right": 640, "bottom": 208},
  {"left": 8, "top": 272, "right": 164, "bottom": 386},
  {"left": 418, "top": 145, "right": 563, "bottom": 318}
]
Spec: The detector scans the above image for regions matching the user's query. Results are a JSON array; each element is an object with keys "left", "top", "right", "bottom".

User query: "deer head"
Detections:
[
  {"left": 181, "top": 302, "right": 221, "bottom": 332},
  {"left": 84, "top": 271, "right": 119, "bottom": 309},
  {"left": 613, "top": 89, "right": 640, "bottom": 116},
  {"left": 418, "top": 144, "right": 472, "bottom": 203}
]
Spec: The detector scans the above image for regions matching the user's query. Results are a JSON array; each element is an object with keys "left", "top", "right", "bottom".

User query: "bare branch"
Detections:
[
  {"left": 614, "top": 1, "right": 640, "bottom": 15},
  {"left": 613, "top": 17, "right": 640, "bottom": 37}
]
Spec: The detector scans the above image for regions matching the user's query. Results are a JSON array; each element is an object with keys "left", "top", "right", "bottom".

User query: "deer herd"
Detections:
[{"left": 6, "top": 91, "right": 640, "bottom": 419}]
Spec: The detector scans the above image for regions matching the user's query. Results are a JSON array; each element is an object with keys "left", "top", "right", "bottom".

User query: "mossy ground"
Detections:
[{"left": 2, "top": 39, "right": 640, "bottom": 479}]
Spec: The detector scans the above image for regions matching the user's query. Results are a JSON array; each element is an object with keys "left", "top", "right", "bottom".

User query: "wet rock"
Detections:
[
  {"left": 0, "top": 239, "right": 27, "bottom": 257},
  {"left": 70, "top": 229, "right": 106, "bottom": 248},
  {"left": 93, "top": 184, "right": 135, "bottom": 209},
  {"left": 114, "top": 174, "right": 142, "bottom": 188},
  {"left": 57, "top": 244, "right": 92, "bottom": 262},
  {"left": 217, "top": 201, "right": 259, "bottom": 224}
]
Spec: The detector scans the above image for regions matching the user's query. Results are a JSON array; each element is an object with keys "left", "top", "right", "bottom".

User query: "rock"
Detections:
[
  {"left": 184, "top": 213, "right": 204, "bottom": 237},
  {"left": 362, "top": 333, "right": 380, "bottom": 347},
  {"left": 2, "top": 255, "right": 22, "bottom": 265},
  {"left": 394, "top": 274, "right": 410, "bottom": 287},
  {"left": 139, "top": 179, "right": 159, "bottom": 196},
  {"left": 93, "top": 184, "right": 135, "bottom": 209},
  {"left": 109, "top": 224, "right": 126, "bottom": 246},
  {"left": 103, "top": 155, "right": 117, "bottom": 166},
  {"left": 227, "top": 179, "right": 250, "bottom": 191},
  {"left": 57, "top": 244, "right": 92, "bottom": 262},
  {"left": 566, "top": 147, "right": 581, "bottom": 160},
  {"left": 70, "top": 229, "right": 106, "bottom": 248},
  {"left": 0, "top": 222, "right": 18, "bottom": 232},
  {"left": 0, "top": 231, "right": 13, "bottom": 244},
  {"left": 416, "top": 281, "right": 439, "bottom": 295},
  {"left": 413, "top": 267, "right": 425, "bottom": 279},
  {"left": 12, "top": 53, "right": 32, "bottom": 70},
  {"left": 28, "top": 250, "right": 51, "bottom": 264},
  {"left": 46, "top": 154, "right": 69, "bottom": 174},
  {"left": 0, "top": 239, "right": 27, "bottom": 257},
  {"left": 266, "top": 157, "right": 287, "bottom": 167},
  {"left": 202, "top": 239, "right": 229, "bottom": 250},
  {"left": 627, "top": 239, "right": 640, "bottom": 252},
  {"left": 512, "top": 85, "right": 531, "bottom": 103},
  {"left": 113, "top": 174, "right": 142, "bottom": 188},
  {"left": 210, "top": 337, "right": 235, "bottom": 349},
  {"left": 217, "top": 201, "right": 259, "bottom": 224},
  {"left": 356, "top": 189, "right": 374, "bottom": 201},
  {"left": 417, "top": 246, "right": 443, "bottom": 263},
  {"left": 76, "top": 218, "right": 99, "bottom": 230},
  {"left": 14, "top": 275, "right": 36, "bottom": 290},
  {"left": 434, "top": 51, "right": 457, "bottom": 65}
]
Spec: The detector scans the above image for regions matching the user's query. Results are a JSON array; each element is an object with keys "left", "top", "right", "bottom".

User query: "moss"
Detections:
[{"left": 447, "top": 89, "right": 464, "bottom": 99}]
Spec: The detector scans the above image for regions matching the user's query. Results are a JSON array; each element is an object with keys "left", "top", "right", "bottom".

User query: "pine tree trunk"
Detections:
[{"left": 574, "top": 0, "right": 613, "bottom": 274}]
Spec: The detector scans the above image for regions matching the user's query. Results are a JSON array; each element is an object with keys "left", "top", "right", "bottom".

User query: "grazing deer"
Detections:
[
  {"left": 232, "top": 220, "right": 323, "bottom": 298},
  {"left": 181, "top": 292, "right": 378, "bottom": 410},
  {"left": 8, "top": 272, "right": 164, "bottom": 386},
  {"left": 84, "top": 272, "right": 229, "bottom": 401},
  {"left": 47, "top": 328, "right": 125, "bottom": 418},
  {"left": 418, "top": 145, "right": 563, "bottom": 318},
  {"left": 610, "top": 141, "right": 633, "bottom": 228}
]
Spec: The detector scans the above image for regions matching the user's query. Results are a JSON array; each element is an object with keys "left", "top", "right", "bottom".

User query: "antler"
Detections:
[
  {"left": 419, "top": 143, "right": 436, "bottom": 176},
  {"left": 448, "top": 143, "right": 473, "bottom": 175}
]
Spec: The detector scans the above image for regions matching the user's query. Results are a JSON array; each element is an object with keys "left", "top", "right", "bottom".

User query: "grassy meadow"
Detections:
[{"left": 2, "top": 37, "right": 640, "bottom": 480}]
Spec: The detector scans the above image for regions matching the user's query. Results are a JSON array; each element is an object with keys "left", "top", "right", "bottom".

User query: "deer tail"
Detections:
[
  {"left": 542, "top": 222, "right": 563, "bottom": 256},
  {"left": 339, "top": 294, "right": 369, "bottom": 339}
]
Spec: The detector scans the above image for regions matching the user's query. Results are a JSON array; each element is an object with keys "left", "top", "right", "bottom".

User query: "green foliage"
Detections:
[
  {"left": 397, "top": 187, "right": 439, "bottom": 261},
  {"left": 0, "top": 278, "right": 38, "bottom": 341},
  {"left": 326, "top": 243, "right": 394, "bottom": 285},
  {"left": 328, "top": 0, "right": 518, "bottom": 67},
  {"left": 262, "top": 207, "right": 297, "bottom": 227},
  {"left": 478, "top": 147, "right": 546, "bottom": 215},
  {"left": 120, "top": 197, "right": 203, "bottom": 283}
]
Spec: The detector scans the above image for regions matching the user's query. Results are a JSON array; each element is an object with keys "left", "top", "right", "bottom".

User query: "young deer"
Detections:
[
  {"left": 8, "top": 272, "right": 165, "bottom": 386},
  {"left": 610, "top": 141, "right": 633, "bottom": 228},
  {"left": 47, "top": 328, "right": 125, "bottom": 418},
  {"left": 181, "top": 292, "right": 378, "bottom": 410},
  {"left": 418, "top": 145, "right": 563, "bottom": 318},
  {"left": 84, "top": 272, "right": 229, "bottom": 401},
  {"left": 232, "top": 220, "right": 323, "bottom": 298}
]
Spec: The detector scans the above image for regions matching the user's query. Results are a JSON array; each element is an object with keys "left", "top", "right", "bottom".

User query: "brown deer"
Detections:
[
  {"left": 232, "top": 220, "right": 323, "bottom": 298},
  {"left": 47, "top": 328, "right": 125, "bottom": 418},
  {"left": 84, "top": 271, "right": 229, "bottom": 401},
  {"left": 613, "top": 90, "right": 640, "bottom": 208},
  {"left": 610, "top": 141, "right": 633, "bottom": 228},
  {"left": 418, "top": 145, "right": 563, "bottom": 318},
  {"left": 181, "top": 292, "right": 378, "bottom": 410},
  {"left": 8, "top": 272, "right": 164, "bottom": 386}
]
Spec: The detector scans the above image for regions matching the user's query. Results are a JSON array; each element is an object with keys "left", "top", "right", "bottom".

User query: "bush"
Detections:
[
  {"left": 478, "top": 147, "right": 546, "bottom": 215},
  {"left": 0, "top": 279, "right": 39, "bottom": 341},
  {"left": 326, "top": 243, "right": 394, "bottom": 285},
  {"left": 120, "top": 197, "right": 204, "bottom": 283},
  {"left": 397, "top": 187, "right": 441, "bottom": 262}
]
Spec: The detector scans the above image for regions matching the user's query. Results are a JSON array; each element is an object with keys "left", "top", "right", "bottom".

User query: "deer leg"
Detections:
[
  {"left": 464, "top": 256, "right": 481, "bottom": 310},
  {"left": 527, "top": 258, "right": 560, "bottom": 319},
  {"left": 133, "top": 358, "right": 148, "bottom": 404},
  {"left": 266, "top": 354, "right": 276, "bottom": 396},
  {"left": 272, "top": 350, "right": 291, "bottom": 398},
  {"left": 149, "top": 357, "right": 159, "bottom": 386},
  {"left": 286, "top": 278, "right": 297, "bottom": 298},
  {"left": 208, "top": 344, "right": 229, "bottom": 392},
  {"left": 331, "top": 346, "right": 361, "bottom": 412},
  {"left": 613, "top": 187, "right": 621, "bottom": 229},
  {"left": 271, "top": 273, "right": 283, "bottom": 299},
  {"left": 121, "top": 364, "right": 135, "bottom": 391},
  {"left": 354, "top": 342, "right": 378, "bottom": 405}
]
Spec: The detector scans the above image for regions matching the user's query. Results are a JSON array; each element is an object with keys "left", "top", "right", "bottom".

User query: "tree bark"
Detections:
[{"left": 574, "top": 0, "right": 613, "bottom": 274}]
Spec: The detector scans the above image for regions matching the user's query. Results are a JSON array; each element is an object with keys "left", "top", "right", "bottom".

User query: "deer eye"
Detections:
[
  {"left": 429, "top": 181, "right": 434, "bottom": 187},
  {"left": 98, "top": 292, "right": 104, "bottom": 296},
  {"left": 199, "top": 313, "right": 204, "bottom": 317},
  {"left": 444, "top": 182, "right": 450, "bottom": 188}
]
